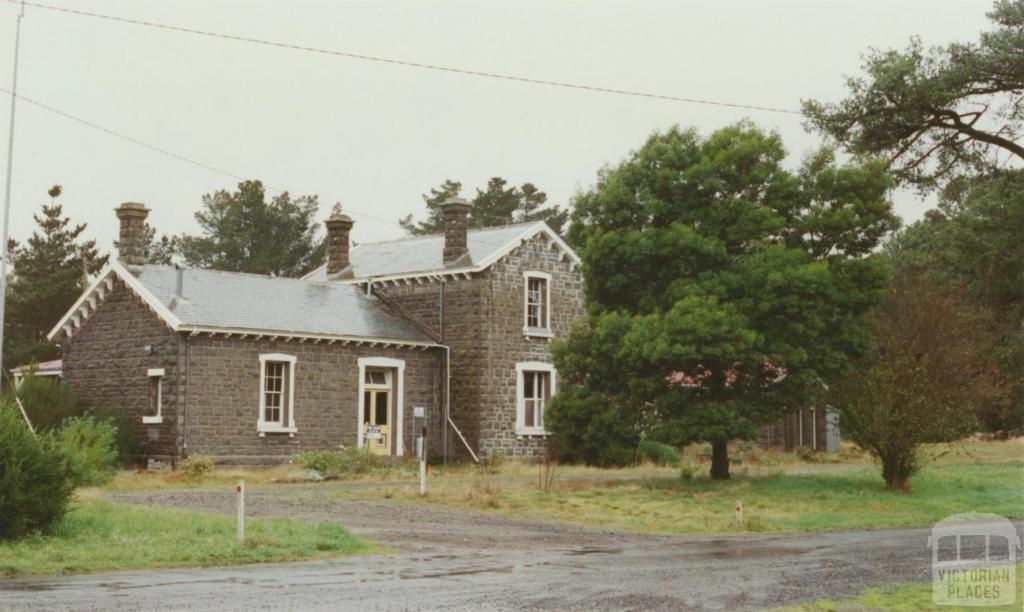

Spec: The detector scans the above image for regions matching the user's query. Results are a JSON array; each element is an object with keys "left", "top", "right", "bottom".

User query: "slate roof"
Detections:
[
  {"left": 49, "top": 220, "right": 579, "bottom": 345},
  {"left": 303, "top": 222, "right": 545, "bottom": 281},
  {"left": 133, "top": 265, "right": 435, "bottom": 343}
]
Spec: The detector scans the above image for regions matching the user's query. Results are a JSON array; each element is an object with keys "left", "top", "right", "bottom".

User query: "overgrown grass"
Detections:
[
  {"left": 331, "top": 461, "right": 1024, "bottom": 535},
  {"left": 0, "top": 499, "right": 374, "bottom": 577},
  {"left": 783, "top": 565, "right": 1023, "bottom": 611}
]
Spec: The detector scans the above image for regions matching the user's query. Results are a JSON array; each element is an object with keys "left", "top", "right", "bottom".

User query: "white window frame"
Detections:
[
  {"left": 142, "top": 367, "right": 164, "bottom": 424},
  {"left": 258, "top": 353, "right": 297, "bottom": 435},
  {"left": 523, "top": 271, "right": 553, "bottom": 337},
  {"left": 515, "top": 361, "right": 555, "bottom": 436},
  {"left": 357, "top": 357, "right": 406, "bottom": 454}
]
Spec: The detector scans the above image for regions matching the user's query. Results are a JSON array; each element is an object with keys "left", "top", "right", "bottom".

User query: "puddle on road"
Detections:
[
  {"left": 688, "top": 544, "right": 805, "bottom": 560},
  {"left": 565, "top": 547, "right": 623, "bottom": 556},
  {"left": 397, "top": 565, "right": 516, "bottom": 580},
  {"left": 0, "top": 582, "right": 57, "bottom": 592}
]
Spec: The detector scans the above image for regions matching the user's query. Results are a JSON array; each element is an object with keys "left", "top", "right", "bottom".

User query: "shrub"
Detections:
[
  {"left": 638, "top": 440, "right": 681, "bottom": 466},
  {"left": 180, "top": 455, "right": 214, "bottom": 480},
  {"left": 291, "top": 449, "right": 389, "bottom": 479},
  {"left": 545, "top": 385, "right": 639, "bottom": 467},
  {"left": 84, "top": 405, "right": 138, "bottom": 467},
  {"left": 481, "top": 451, "right": 505, "bottom": 474},
  {"left": 678, "top": 462, "right": 698, "bottom": 481},
  {"left": 833, "top": 272, "right": 991, "bottom": 491},
  {"left": 55, "top": 417, "right": 118, "bottom": 487},
  {"left": 795, "top": 446, "right": 817, "bottom": 462},
  {"left": 4, "top": 375, "right": 81, "bottom": 432},
  {"left": 0, "top": 401, "right": 76, "bottom": 540}
]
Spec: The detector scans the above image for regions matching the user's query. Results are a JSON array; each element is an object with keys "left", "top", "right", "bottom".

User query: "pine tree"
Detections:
[
  {"left": 175, "top": 180, "right": 326, "bottom": 277},
  {"left": 4, "top": 186, "right": 107, "bottom": 370},
  {"left": 399, "top": 177, "right": 567, "bottom": 235}
]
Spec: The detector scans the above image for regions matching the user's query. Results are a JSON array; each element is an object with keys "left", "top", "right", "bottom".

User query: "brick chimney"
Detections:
[
  {"left": 324, "top": 204, "right": 354, "bottom": 279},
  {"left": 440, "top": 196, "right": 473, "bottom": 266},
  {"left": 114, "top": 202, "right": 149, "bottom": 273}
]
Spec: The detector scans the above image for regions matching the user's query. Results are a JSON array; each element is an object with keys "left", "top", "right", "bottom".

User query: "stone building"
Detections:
[{"left": 49, "top": 199, "right": 584, "bottom": 465}]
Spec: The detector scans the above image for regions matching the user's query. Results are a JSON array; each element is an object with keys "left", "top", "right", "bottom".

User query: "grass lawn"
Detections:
[
  {"left": 0, "top": 499, "right": 375, "bottom": 577},
  {"left": 783, "top": 565, "right": 1023, "bottom": 611},
  {"left": 330, "top": 461, "right": 1024, "bottom": 535}
]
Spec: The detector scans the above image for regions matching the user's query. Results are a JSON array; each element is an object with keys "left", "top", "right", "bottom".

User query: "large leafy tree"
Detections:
[
  {"left": 887, "top": 169, "right": 1024, "bottom": 430},
  {"left": 399, "top": 177, "right": 568, "bottom": 235},
  {"left": 805, "top": 0, "right": 1024, "bottom": 434},
  {"left": 175, "top": 180, "right": 326, "bottom": 277},
  {"left": 833, "top": 270, "right": 994, "bottom": 491},
  {"left": 3, "top": 186, "right": 107, "bottom": 371},
  {"left": 802, "top": 0, "right": 1024, "bottom": 190},
  {"left": 551, "top": 124, "right": 896, "bottom": 478}
]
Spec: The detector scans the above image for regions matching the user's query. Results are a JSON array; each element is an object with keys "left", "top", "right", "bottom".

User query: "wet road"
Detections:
[{"left": 0, "top": 524, "right": 945, "bottom": 611}]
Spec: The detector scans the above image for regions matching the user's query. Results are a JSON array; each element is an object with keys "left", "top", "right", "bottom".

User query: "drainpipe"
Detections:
[
  {"left": 439, "top": 277, "right": 446, "bottom": 463},
  {"left": 443, "top": 345, "right": 450, "bottom": 465},
  {"left": 181, "top": 335, "right": 192, "bottom": 456}
]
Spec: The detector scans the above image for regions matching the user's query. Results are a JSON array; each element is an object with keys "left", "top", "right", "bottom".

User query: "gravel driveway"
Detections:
[{"left": 3, "top": 484, "right": 1001, "bottom": 611}]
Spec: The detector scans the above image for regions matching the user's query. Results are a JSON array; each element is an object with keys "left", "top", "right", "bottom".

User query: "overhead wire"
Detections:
[
  {"left": 0, "top": 85, "right": 549, "bottom": 257},
  {"left": 0, "top": 0, "right": 805, "bottom": 249},
  {"left": 0, "top": 0, "right": 803, "bottom": 116}
]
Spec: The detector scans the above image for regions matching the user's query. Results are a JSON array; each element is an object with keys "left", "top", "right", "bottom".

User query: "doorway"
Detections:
[{"left": 362, "top": 368, "right": 392, "bottom": 455}]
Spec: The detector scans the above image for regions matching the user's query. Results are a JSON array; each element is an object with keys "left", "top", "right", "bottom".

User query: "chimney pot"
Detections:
[
  {"left": 324, "top": 204, "right": 354, "bottom": 279},
  {"left": 114, "top": 202, "right": 149, "bottom": 273},
  {"left": 440, "top": 196, "right": 473, "bottom": 266}
]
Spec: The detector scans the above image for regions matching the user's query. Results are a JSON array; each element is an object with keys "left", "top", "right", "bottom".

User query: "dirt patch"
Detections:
[{"left": 107, "top": 488, "right": 647, "bottom": 553}]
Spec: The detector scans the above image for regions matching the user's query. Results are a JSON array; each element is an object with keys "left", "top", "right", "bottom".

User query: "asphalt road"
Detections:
[{"left": 2, "top": 487, "right": 1017, "bottom": 611}]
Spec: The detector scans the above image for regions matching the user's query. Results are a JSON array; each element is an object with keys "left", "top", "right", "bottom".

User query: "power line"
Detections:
[
  {"left": 0, "top": 85, "right": 541, "bottom": 251},
  {"left": 0, "top": 85, "right": 408, "bottom": 228},
  {"left": 0, "top": 0, "right": 25, "bottom": 383},
  {"left": 1, "top": 0, "right": 803, "bottom": 116},
  {"left": 0, "top": 86, "right": 249, "bottom": 184}
]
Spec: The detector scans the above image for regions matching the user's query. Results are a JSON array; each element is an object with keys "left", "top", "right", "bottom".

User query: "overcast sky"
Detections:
[{"left": 0, "top": 0, "right": 995, "bottom": 254}]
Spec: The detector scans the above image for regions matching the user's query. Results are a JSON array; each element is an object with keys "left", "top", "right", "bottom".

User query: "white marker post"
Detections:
[
  {"left": 735, "top": 500, "right": 743, "bottom": 526},
  {"left": 236, "top": 480, "right": 245, "bottom": 543},
  {"left": 417, "top": 428, "right": 427, "bottom": 497}
]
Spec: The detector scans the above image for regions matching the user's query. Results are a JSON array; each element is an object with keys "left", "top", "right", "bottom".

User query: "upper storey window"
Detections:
[{"left": 523, "top": 271, "right": 552, "bottom": 337}]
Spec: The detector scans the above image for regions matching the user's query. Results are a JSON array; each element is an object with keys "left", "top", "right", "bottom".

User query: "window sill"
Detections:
[
  {"left": 522, "top": 327, "right": 554, "bottom": 339},
  {"left": 515, "top": 428, "right": 550, "bottom": 437},
  {"left": 258, "top": 425, "right": 297, "bottom": 437},
  {"left": 142, "top": 416, "right": 163, "bottom": 425}
]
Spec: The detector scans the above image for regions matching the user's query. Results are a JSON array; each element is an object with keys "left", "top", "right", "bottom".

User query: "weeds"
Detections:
[
  {"left": 291, "top": 448, "right": 393, "bottom": 479},
  {"left": 638, "top": 440, "right": 681, "bottom": 466}
]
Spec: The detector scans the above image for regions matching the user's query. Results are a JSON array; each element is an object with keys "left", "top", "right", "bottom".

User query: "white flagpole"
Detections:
[{"left": 0, "top": 0, "right": 26, "bottom": 386}]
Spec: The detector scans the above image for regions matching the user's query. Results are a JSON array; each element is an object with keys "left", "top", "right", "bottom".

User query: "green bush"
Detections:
[
  {"left": 795, "top": 446, "right": 818, "bottom": 462},
  {"left": 85, "top": 405, "right": 138, "bottom": 466},
  {"left": 291, "top": 448, "right": 389, "bottom": 479},
  {"left": 481, "top": 450, "right": 505, "bottom": 474},
  {"left": 0, "top": 401, "right": 76, "bottom": 540},
  {"left": 638, "top": 440, "right": 681, "bottom": 465},
  {"left": 545, "top": 385, "right": 639, "bottom": 467},
  {"left": 678, "top": 462, "right": 698, "bottom": 481},
  {"left": 55, "top": 417, "right": 118, "bottom": 487},
  {"left": 180, "top": 455, "right": 215, "bottom": 480},
  {"left": 4, "top": 375, "right": 81, "bottom": 432}
]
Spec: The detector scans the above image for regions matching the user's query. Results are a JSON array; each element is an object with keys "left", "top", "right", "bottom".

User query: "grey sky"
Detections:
[{"left": 0, "top": 0, "right": 994, "bottom": 253}]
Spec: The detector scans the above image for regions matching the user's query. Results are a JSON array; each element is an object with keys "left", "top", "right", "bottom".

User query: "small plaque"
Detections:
[
  {"left": 413, "top": 406, "right": 425, "bottom": 418},
  {"left": 366, "top": 426, "right": 382, "bottom": 440}
]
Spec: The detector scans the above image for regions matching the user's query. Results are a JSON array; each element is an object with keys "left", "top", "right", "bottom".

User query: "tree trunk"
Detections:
[
  {"left": 710, "top": 439, "right": 730, "bottom": 480},
  {"left": 881, "top": 455, "right": 912, "bottom": 492}
]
